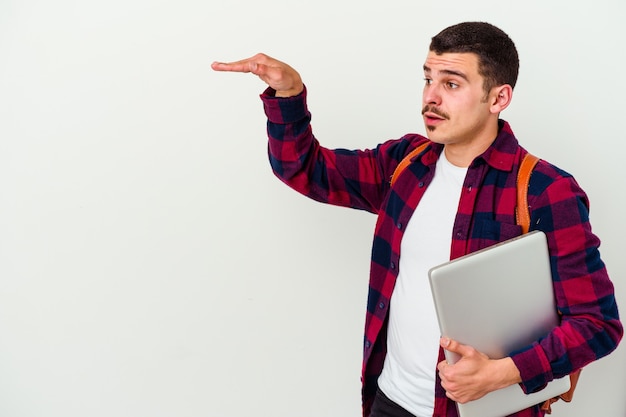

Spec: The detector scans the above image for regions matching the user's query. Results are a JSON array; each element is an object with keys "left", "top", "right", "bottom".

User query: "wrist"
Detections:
[
  {"left": 492, "top": 357, "right": 522, "bottom": 390},
  {"left": 275, "top": 83, "right": 304, "bottom": 98}
]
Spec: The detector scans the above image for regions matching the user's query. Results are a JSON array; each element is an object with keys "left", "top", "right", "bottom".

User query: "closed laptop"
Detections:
[{"left": 428, "top": 231, "right": 570, "bottom": 417}]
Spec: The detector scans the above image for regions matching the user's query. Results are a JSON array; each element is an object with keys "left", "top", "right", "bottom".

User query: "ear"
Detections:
[{"left": 489, "top": 85, "right": 513, "bottom": 114}]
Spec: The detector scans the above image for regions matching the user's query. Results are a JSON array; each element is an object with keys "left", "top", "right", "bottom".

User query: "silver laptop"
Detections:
[{"left": 428, "top": 231, "right": 570, "bottom": 417}]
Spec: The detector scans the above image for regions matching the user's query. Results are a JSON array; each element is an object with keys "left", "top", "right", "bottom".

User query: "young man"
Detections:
[{"left": 211, "top": 22, "right": 622, "bottom": 417}]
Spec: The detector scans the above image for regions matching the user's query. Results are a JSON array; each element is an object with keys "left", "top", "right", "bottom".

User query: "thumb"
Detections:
[
  {"left": 441, "top": 337, "right": 474, "bottom": 358},
  {"left": 248, "top": 61, "right": 263, "bottom": 75}
]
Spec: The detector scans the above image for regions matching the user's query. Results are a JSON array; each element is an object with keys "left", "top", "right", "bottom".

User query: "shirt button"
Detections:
[
  {"left": 390, "top": 262, "right": 396, "bottom": 270},
  {"left": 379, "top": 302, "right": 385, "bottom": 309},
  {"left": 365, "top": 340, "right": 371, "bottom": 348},
  {"left": 418, "top": 182, "right": 425, "bottom": 187},
  {"left": 397, "top": 222, "right": 403, "bottom": 230}
]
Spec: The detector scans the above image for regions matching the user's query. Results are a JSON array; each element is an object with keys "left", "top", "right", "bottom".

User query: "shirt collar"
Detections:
[{"left": 472, "top": 119, "right": 520, "bottom": 172}]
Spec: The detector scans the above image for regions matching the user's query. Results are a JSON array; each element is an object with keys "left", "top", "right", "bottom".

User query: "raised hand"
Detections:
[{"left": 211, "top": 53, "right": 304, "bottom": 97}]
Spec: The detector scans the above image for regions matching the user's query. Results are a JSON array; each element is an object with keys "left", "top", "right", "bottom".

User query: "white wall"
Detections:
[{"left": 0, "top": 1, "right": 624, "bottom": 416}]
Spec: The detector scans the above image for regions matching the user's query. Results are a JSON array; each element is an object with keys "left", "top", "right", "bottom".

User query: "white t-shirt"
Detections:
[{"left": 377, "top": 150, "right": 467, "bottom": 416}]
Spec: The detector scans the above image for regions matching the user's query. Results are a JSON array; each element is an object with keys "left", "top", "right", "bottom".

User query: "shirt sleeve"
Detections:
[
  {"left": 261, "top": 86, "right": 390, "bottom": 214},
  {"left": 510, "top": 164, "right": 623, "bottom": 393}
]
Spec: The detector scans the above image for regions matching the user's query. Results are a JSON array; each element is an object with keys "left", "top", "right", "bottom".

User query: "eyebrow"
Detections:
[{"left": 423, "top": 65, "right": 469, "bottom": 81}]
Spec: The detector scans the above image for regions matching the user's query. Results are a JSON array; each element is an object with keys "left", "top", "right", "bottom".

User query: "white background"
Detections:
[{"left": 0, "top": 1, "right": 624, "bottom": 416}]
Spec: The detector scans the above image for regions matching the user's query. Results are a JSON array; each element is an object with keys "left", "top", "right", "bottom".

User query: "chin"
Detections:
[{"left": 424, "top": 131, "right": 448, "bottom": 145}]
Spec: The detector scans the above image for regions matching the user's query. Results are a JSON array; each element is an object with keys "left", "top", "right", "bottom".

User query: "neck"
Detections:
[{"left": 443, "top": 121, "right": 500, "bottom": 167}]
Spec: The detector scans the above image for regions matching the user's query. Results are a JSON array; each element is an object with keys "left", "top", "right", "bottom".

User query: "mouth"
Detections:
[
  {"left": 423, "top": 112, "right": 446, "bottom": 128},
  {"left": 424, "top": 112, "right": 444, "bottom": 122},
  {"left": 421, "top": 106, "right": 449, "bottom": 127}
]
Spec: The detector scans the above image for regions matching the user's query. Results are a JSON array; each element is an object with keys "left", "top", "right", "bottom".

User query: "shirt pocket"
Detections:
[{"left": 470, "top": 219, "right": 523, "bottom": 252}]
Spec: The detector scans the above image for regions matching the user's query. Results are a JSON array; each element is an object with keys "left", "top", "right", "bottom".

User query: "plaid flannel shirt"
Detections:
[{"left": 261, "top": 86, "right": 622, "bottom": 417}]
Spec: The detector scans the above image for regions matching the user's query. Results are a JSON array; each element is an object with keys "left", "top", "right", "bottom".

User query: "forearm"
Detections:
[
  {"left": 262, "top": 86, "right": 386, "bottom": 212},
  {"left": 490, "top": 357, "right": 522, "bottom": 391},
  {"left": 511, "top": 173, "right": 623, "bottom": 393}
]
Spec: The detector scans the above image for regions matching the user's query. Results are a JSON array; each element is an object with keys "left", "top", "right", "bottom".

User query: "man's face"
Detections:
[{"left": 422, "top": 51, "right": 497, "bottom": 147}]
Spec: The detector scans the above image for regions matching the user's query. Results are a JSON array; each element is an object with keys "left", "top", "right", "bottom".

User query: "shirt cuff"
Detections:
[
  {"left": 510, "top": 344, "right": 554, "bottom": 394},
  {"left": 260, "top": 85, "right": 309, "bottom": 124}
]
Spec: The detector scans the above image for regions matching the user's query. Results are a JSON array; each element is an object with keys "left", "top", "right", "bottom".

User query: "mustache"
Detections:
[{"left": 421, "top": 105, "right": 450, "bottom": 120}]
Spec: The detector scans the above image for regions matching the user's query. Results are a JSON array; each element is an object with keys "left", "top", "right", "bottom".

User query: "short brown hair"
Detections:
[{"left": 430, "top": 22, "right": 519, "bottom": 94}]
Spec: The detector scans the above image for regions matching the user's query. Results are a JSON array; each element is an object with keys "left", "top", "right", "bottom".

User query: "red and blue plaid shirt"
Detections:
[{"left": 261, "top": 86, "right": 623, "bottom": 417}]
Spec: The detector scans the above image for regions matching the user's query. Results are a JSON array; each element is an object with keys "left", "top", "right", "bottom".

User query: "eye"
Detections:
[
  {"left": 424, "top": 77, "right": 432, "bottom": 85},
  {"left": 447, "top": 81, "right": 459, "bottom": 89}
]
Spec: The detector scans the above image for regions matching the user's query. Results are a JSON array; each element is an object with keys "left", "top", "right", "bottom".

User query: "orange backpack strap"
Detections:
[
  {"left": 516, "top": 152, "right": 584, "bottom": 412},
  {"left": 516, "top": 152, "right": 540, "bottom": 234},
  {"left": 390, "top": 141, "right": 430, "bottom": 186}
]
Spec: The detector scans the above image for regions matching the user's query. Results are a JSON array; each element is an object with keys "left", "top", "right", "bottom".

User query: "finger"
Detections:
[
  {"left": 440, "top": 376, "right": 462, "bottom": 403},
  {"left": 444, "top": 389, "right": 458, "bottom": 402},
  {"left": 211, "top": 60, "right": 255, "bottom": 73},
  {"left": 211, "top": 53, "right": 274, "bottom": 73},
  {"left": 438, "top": 360, "right": 455, "bottom": 386}
]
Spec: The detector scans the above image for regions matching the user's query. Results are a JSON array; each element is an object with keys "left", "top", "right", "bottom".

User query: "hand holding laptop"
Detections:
[{"left": 437, "top": 337, "right": 522, "bottom": 404}]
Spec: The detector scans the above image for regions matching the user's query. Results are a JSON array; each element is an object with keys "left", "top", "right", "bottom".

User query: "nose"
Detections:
[{"left": 423, "top": 83, "right": 442, "bottom": 106}]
